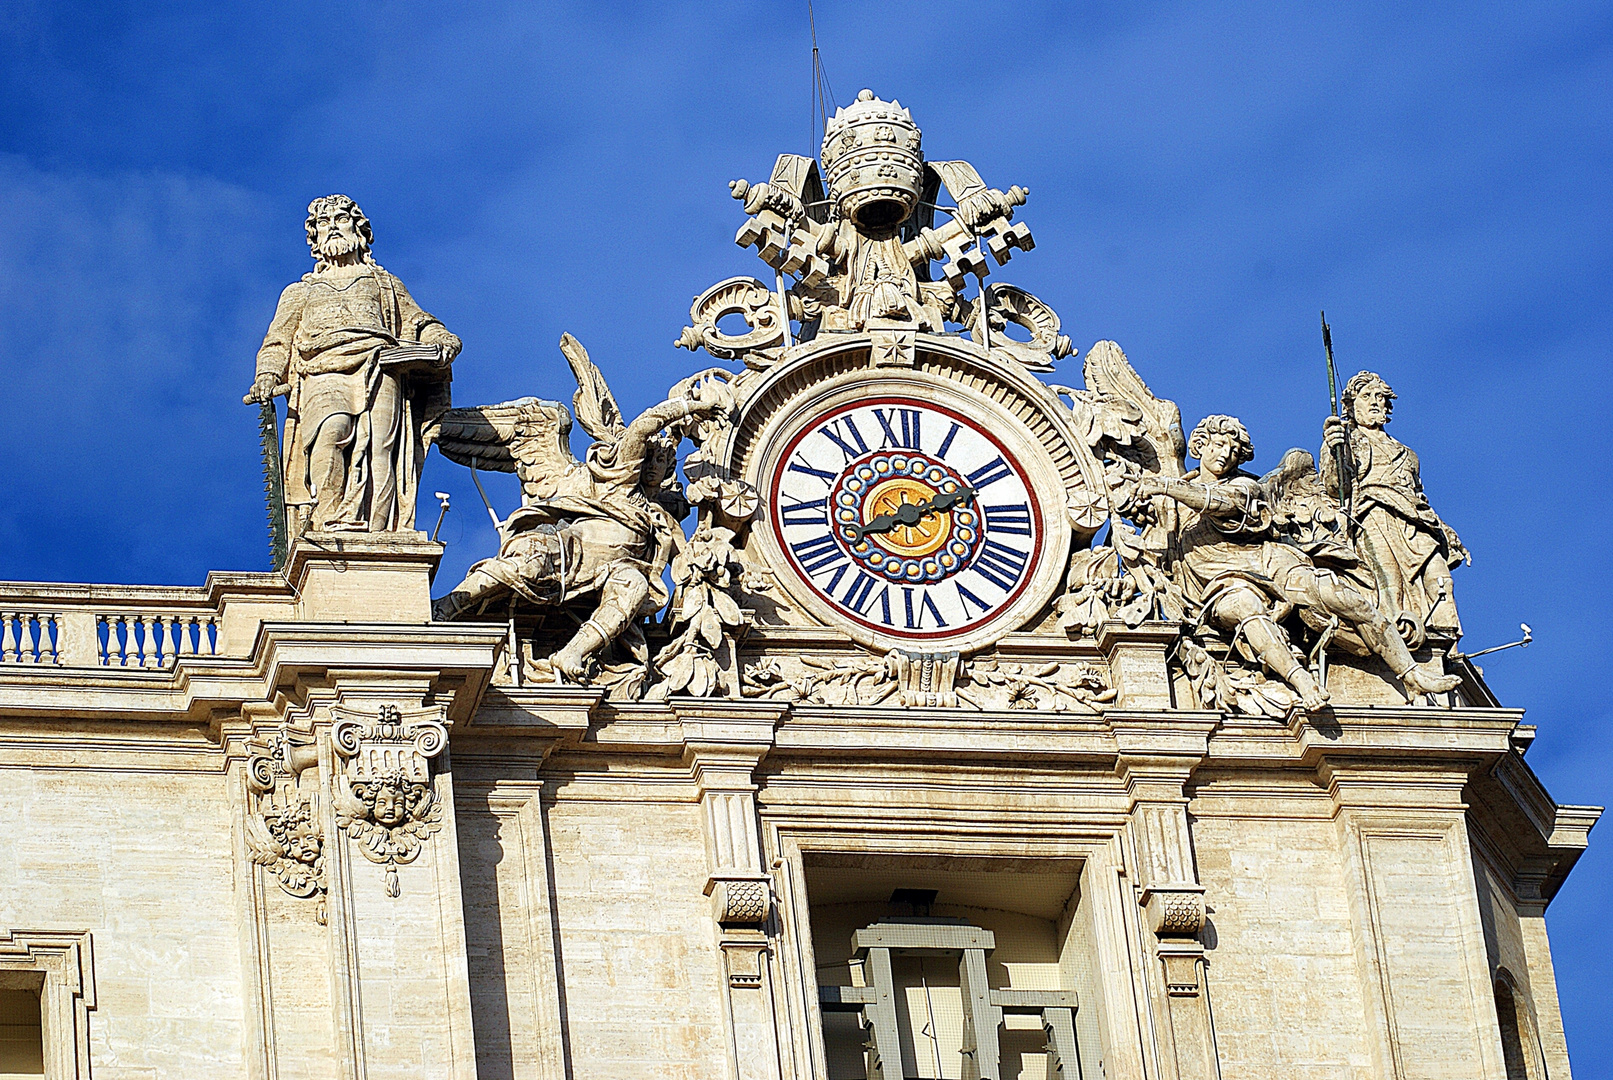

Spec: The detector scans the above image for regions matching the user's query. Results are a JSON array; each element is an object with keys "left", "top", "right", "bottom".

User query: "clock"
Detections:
[{"left": 753, "top": 363, "right": 1072, "bottom": 654}]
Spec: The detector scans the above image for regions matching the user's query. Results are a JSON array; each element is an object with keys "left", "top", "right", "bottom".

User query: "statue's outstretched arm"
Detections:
[
  {"left": 615, "top": 396, "right": 711, "bottom": 474},
  {"left": 1140, "top": 475, "right": 1244, "bottom": 518}
]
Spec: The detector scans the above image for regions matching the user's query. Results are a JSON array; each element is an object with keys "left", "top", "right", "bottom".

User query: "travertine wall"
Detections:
[
  {"left": 538, "top": 780, "right": 729, "bottom": 1080},
  {"left": 0, "top": 745, "right": 248, "bottom": 1078},
  {"left": 1190, "top": 806, "right": 1378, "bottom": 1078},
  {"left": 0, "top": 676, "right": 1590, "bottom": 1080}
]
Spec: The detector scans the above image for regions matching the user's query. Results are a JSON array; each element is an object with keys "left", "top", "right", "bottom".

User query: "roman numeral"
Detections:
[
  {"left": 902, "top": 587, "right": 948, "bottom": 629},
  {"left": 779, "top": 496, "right": 827, "bottom": 527},
  {"left": 936, "top": 421, "right": 961, "bottom": 460},
  {"left": 788, "top": 457, "right": 837, "bottom": 487},
  {"left": 985, "top": 502, "right": 1033, "bottom": 536},
  {"left": 955, "top": 581, "right": 992, "bottom": 618},
  {"left": 790, "top": 533, "right": 847, "bottom": 576},
  {"left": 967, "top": 456, "right": 1013, "bottom": 490},
  {"left": 817, "top": 417, "right": 869, "bottom": 463},
  {"left": 840, "top": 572, "right": 892, "bottom": 623},
  {"left": 970, "top": 538, "right": 1030, "bottom": 592},
  {"left": 873, "top": 407, "right": 922, "bottom": 450}
]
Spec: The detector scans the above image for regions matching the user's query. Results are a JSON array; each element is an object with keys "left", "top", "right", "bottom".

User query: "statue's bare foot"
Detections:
[
  {"left": 1402, "top": 666, "right": 1461, "bottom": 698},
  {"left": 1287, "top": 666, "right": 1331, "bottom": 712}
]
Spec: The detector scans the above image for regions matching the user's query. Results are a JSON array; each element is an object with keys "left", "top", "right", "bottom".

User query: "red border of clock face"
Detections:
[{"left": 768, "top": 396, "right": 1046, "bottom": 642}]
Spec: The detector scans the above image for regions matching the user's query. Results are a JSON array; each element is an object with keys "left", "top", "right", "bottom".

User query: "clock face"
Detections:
[{"left": 768, "top": 395, "right": 1046, "bottom": 645}]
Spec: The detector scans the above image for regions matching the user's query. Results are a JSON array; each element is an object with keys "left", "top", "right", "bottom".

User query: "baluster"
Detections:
[
  {"left": 163, "top": 615, "right": 178, "bottom": 665},
  {"left": 137, "top": 614, "right": 153, "bottom": 668},
  {"left": 1, "top": 612, "right": 15, "bottom": 663},
  {"left": 44, "top": 614, "right": 59, "bottom": 664},
  {"left": 20, "top": 614, "right": 36, "bottom": 663},
  {"left": 115, "top": 615, "right": 130, "bottom": 667},
  {"left": 204, "top": 615, "right": 219, "bottom": 656},
  {"left": 181, "top": 616, "right": 198, "bottom": 657},
  {"left": 96, "top": 615, "right": 109, "bottom": 666}
]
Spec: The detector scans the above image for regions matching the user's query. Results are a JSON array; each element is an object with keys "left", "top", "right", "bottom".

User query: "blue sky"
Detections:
[{"left": 1, "top": 0, "right": 1608, "bottom": 1061}]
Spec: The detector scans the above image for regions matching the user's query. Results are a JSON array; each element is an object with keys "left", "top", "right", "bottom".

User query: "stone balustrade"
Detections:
[
  {"left": 0, "top": 611, "right": 61, "bottom": 664},
  {"left": 0, "top": 577, "right": 286, "bottom": 668},
  {"left": 97, "top": 611, "right": 219, "bottom": 667}
]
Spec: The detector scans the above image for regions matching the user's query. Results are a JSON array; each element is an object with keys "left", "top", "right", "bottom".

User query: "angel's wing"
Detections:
[
  {"left": 1259, "top": 448, "right": 1356, "bottom": 563},
  {"left": 558, "top": 333, "right": 626, "bottom": 443},
  {"left": 1259, "top": 447, "right": 1321, "bottom": 508},
  {"left": 244, "top": 810, "right": 286, "bottom": 866},
  {"left": 1083, "top": 340, "right": 1186, "bottom": 477},
  {"left": 330, "top": 774, "right": 368, "bottom": 828},
  {"left": 432, "top": 397, "right": 578, "bottom": 501}
]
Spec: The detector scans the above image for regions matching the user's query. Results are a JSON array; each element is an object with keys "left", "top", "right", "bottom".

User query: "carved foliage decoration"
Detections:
[
  {"left": 739, "top": 650, "right": 1115, "bottom": 713},
  {"left": 245, "top": 730, "right": 327, "bottom": 921},
  {"left": 649, "top": 525, "right": 750, "bottom": 701},
  {"left": 964, "top": 658, "right": 1115, "bottom": 712},
  {"left": 331, "top": 705, "right": 446, "bottom": 897}
]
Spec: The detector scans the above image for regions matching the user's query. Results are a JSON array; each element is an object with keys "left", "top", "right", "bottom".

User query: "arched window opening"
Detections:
[{"left": 1494, "top": 971, "right": 1547, "bottom": 1080}]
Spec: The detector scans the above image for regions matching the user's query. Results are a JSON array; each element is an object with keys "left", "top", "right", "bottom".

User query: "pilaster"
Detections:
[
  {"left": 1111, "top": 711, "right": 1220, "bottom": 1080},
  {"left": 676, "top": 702, "right": 787, "bottom": 1080},
  {"left": 232, "top": 536, "right": 503, "bottom": 1080},
  {"left": 1322, "top": 758, "right": 1510, "bottom": 1080}
]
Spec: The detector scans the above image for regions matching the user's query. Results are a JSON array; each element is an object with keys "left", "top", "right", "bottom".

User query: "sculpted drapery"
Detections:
[
  {"left": 249, "top": 195, "right": 461, "bottom": 533},
  {"left": 1321, "top": 371, "right": 1465, "bottom": 645}
]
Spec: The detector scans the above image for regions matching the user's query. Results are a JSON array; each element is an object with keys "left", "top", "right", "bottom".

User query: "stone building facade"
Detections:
[{"left": 0, "top": 93, "right": 1595, "bottom": 1080}]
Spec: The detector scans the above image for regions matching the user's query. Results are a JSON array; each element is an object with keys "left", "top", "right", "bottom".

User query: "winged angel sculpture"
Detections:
[
  {"left": 429, "top": 335, "right": 729, "bottom": 693},
  {"left": 1057, "top": 343, "right": 1461, "bottom": 715}
]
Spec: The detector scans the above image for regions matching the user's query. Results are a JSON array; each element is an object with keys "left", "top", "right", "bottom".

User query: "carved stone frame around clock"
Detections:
[{"left": 726, "top": 333, "right": 1104, "bottom": 655}]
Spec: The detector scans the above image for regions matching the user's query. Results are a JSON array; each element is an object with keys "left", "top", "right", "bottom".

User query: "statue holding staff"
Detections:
[
  {"left": 1134, "top": 415, "right": 1462, "bottom": 709},
  {"left": 245, "top": 195, "right": 462, "bottom": 533},
  {"left": 1320, "top": 372, "right": 1466, "bottom": 647}
]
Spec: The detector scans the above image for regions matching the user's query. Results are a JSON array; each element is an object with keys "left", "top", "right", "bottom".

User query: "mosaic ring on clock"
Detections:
[{"left": 829, "top": 451, "right": 984, "bottom": 585}]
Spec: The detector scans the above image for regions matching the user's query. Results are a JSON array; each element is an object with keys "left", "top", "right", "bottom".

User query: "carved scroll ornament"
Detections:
[
  {"left": 330, "top": 705, "right": 447, "bottom": 897},
  {"left": 245, "top": 730, "right": 328, "bottom": 920},
  {"left": 675, "top": 276, "right": 786, "bottom": 362}
]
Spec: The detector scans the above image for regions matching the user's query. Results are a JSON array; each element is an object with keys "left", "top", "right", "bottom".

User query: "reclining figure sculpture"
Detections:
[{"left": 430, "top": 334, "right": 722, "bottom": 682}]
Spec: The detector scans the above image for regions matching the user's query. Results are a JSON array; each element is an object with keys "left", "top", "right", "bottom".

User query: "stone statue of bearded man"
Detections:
[{"left": 245, "top": 195, "right": 462, "bottom": 532}]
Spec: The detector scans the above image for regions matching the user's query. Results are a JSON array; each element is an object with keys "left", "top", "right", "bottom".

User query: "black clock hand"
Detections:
[
  {"left": 925, "top": 486, "right": 976, "bottom": 514},
  {"left": 848, "top": 486, "right": 976, "bottom": 539},
  {"left": 850, "top": 504, "right": 920, "bottom": 539}
]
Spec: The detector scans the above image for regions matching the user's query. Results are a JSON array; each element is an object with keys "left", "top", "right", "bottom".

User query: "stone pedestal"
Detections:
[
  {"left": 1098, "top": 621, "right": 1181, "bottom": 709},
  {"left": 286, "top": 532, "right": 442, "bottom": 624}
]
